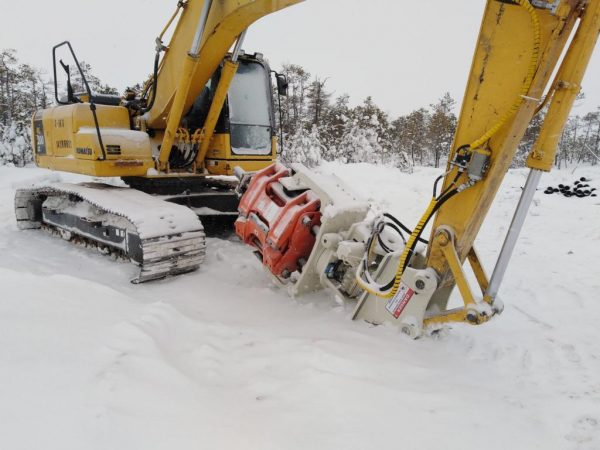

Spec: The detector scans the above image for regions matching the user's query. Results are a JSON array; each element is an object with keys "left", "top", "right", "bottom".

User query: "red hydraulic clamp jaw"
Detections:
[{"left": 235, "top": 163, "right": 322, "bottom": 279}]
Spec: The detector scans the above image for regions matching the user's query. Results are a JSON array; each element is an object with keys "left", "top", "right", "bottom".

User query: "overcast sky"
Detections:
[{"left": 1, "top": 0, "right": 599, "bottom": 117}]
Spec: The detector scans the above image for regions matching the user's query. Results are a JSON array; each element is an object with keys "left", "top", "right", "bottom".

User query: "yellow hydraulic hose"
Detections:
[
  {"left": 470, "top": 0, "right": 541, "bottom": 149},
  {"left": 356, "top": 198, "right": 437, "bottom": 299},
  {"left": 159, "top": 1, "right": 186, "bottom": 42},
  {"left": 384, "top": 198, "right": 437, "bottom": 299}
]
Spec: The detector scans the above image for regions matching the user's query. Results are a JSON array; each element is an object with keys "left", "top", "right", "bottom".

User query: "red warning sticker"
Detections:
[{"left": 385, "top": 282, "right": 415, "bottom": 319}]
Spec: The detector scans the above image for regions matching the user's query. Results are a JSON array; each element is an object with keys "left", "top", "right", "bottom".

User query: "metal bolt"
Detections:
[
  {"left": 415, "top": 279, "right": 426, "bottom": 291},
  {"left": 437, "top": 232, "right": 450, "bottom": 246},
  {"left": 466, "top": 312, "right": 479, "bottom": 324}
]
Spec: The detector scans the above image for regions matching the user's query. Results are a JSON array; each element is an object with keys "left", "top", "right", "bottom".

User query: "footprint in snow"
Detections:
[
  {"left": 565, "top": 416, "right": 600, "bottom": 449},
  {"left": 561, "top": 343, "right": 582, "bottom": 364}
]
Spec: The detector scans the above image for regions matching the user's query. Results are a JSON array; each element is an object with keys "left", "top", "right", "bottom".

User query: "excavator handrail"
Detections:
[{"left": 51, "top": 41, "right": 107, "bottom": 161}]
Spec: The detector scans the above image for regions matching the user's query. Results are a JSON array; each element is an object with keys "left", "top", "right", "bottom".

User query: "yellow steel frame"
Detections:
[
  {"left": 423, "top": 227, "right": 495, "bottom": 328},
  {"left": 194, "top": 59, "right": 239, "bottom": 169},
  {"left": 424, "top": 0, "right": 600, "bottom": 314}
]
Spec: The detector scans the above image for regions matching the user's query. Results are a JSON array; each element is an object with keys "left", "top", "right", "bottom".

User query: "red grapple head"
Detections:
[{"left": 235, "top": 163, "right": 322, "bottom": 278}]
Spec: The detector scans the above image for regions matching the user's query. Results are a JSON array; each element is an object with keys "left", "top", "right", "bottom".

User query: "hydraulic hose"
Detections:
[
  {"left": 356, "top": 187, "right": 460, "bottom": 298},
  {"left": 469, "top": 0, "right": 541, "bottom": 150},
  {"left": 141, "top": 1, "right": 186, "bottom": 114},
  {"left": 383, "top": 213, "right": 427, "bottom": 244},
  {"left": 356, "top": 198, "right": 438, "bottom": 298},
  {"left": 141, "top": 50, "right": 161, "bottom": 114}
]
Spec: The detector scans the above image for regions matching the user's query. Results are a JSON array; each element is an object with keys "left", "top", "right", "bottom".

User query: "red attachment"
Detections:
[{"left": 235, "top": 163, "right": 322, "bottom": 278}]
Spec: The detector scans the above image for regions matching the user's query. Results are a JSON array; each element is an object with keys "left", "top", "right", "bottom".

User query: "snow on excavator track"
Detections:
[{"left": 14, "top": 183, "right": 206, "bottom": 283}]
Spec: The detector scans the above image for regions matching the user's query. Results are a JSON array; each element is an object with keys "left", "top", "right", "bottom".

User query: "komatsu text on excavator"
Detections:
[{"left": 15, "top": 0, "right": 599, "bottom": 337}]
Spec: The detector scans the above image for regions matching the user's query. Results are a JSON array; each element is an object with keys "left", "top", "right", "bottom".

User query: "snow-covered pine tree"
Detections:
[
  {"left": 427, "top": 92, "right": 456, "bottom": 168},
  {"left": 319, "top": 94, "right": 350, "bottom": 160},
  {"left": 281, "top": 124, "right": 323, "bottom": 168},
  {"left": 390, "top": 108, "right": 429, "bottom": 166},
  {"left": 0, "top": 122, "right": 30, "bottom": 166},
  {"left": 1, "top": 49, "right": 52, "bottom": 166}
]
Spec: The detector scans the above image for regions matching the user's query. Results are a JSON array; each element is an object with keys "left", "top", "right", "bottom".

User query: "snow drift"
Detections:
[{"left": 0, "top": 163, "right": 599, "bottom": 450}]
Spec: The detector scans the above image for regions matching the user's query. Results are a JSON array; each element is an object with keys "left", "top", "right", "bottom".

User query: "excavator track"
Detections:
[{"left": 14, "top": 183, "right": 206, "bottom": 283}]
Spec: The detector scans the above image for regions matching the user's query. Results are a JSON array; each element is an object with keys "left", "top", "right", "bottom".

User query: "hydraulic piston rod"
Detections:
[{"left": 485, "top": 168, "right": 542, "bottom": 302}]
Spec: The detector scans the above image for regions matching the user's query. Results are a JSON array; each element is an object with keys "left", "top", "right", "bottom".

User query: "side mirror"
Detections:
[{"left": 276, "top": 74, "right": 288, "bottom": 97}]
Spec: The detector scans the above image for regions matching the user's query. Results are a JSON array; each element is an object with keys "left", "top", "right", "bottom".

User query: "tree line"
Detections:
[
  {"left": 1, "top": 48, "right": 598, "bottom": 169},
  {"left": 275, "top": 64, "right": 457, "bottom": 170},
  {"left": 276, "top": 63, "right": 600, "bottom": 170}
]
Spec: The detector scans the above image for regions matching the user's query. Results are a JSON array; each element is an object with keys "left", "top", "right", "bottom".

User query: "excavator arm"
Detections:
[
  {"left": 422, "top": 0, "right": 600, "bottom": 324},
  {"left": 426, "top": 0, "right": 594, "bottom": 310},
  {"left": 235, "top": 0, "right": 600, "bottom": 337}
]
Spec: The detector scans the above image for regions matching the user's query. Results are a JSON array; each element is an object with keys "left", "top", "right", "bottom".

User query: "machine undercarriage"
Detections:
[{"left": 15, "top": 183, "right": 208, "bottom": 283}]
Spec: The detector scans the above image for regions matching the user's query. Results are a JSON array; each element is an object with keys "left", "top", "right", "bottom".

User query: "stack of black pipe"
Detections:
[{"left": 544, "top": 177, "right": 597, "bottom": 198}]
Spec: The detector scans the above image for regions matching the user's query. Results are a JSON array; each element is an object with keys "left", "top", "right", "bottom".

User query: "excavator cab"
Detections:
[{"left": 179, "top": 53, "right": 279, "bottom": 176}]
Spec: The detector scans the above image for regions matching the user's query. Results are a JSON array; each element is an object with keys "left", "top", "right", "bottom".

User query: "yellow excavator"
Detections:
[
  {"left": 15, "top": 0, "right": 301, "bottom": 282},
  {"left": 15, "top": 0, "right": 599, "bottom": 336}
]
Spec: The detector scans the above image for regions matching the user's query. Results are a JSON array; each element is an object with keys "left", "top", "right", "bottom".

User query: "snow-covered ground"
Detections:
[{"left": 1, "top": 163, "right": 599, "bottom": 450}]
